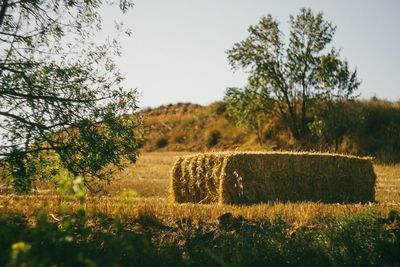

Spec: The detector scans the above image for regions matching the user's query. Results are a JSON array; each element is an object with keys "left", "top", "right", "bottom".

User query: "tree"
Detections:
[
  {"left": 224, "top": 85, "right": 272, "bottom": 145},
  {"left": 308, "top": 100, "right": 363, "bottom": 152},
  {"left": 0, "top": 0, "right": 142, "bottom": 193},
  {"left": 227, "top": 8, "right": 360, "bottom": 142}
]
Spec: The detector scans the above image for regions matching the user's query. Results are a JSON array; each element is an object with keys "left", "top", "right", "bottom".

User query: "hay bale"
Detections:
[
  {"left": 171, "top": 153, "right": 225, "bottom": 203},
  {"left": 170, "top": 152, "right": 376, "bottom": 204}
]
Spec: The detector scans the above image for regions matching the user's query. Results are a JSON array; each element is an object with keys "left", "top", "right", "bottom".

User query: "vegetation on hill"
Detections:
[
  {"left": 141, "top": 102, "right": 259, "bottom": 152},
  {"left": 141, "top": 99, "right": 400, "bottom": 163}
]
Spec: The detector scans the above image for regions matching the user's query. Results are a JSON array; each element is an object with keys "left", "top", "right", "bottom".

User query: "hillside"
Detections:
[
  {"left": 140, "top": 102, "right": 269, "bottom": 152},
  {"left": 139, "top": 99, "right": 400, "bottom": 163}
]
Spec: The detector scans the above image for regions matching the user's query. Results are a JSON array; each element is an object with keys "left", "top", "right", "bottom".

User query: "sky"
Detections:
[{"left": 100, "top": 0, "right": 400, "bottom": 108}]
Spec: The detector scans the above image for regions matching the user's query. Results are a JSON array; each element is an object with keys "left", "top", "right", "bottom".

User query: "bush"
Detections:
[
  {"left": 174, "top": 135, "right": 187, "bottom": 144},
  {"left": 352, "top": 100, "right": 400, "bottom": 162},
  {"left": 0, "top": 210, "right": 399, "bottom": 266},
  {"left": 206, "top": 130, "right": 221, "bottom": 148},
  {"left": 0, "top": 211, "right": 163, "bottom": 267},
  {"left": 156, "top": 137, "right": 168, "bottom": 149},
  {"left": 165, "top": 211, "right": 400, "bottom": 267},
  {"left": 208, "top": 101, "right": 226, "bottom": 115}
]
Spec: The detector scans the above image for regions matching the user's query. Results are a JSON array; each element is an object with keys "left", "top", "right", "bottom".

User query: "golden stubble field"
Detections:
[
  {"left": 1, "top": 151, "right": 400, "bottom": 225},
  {"left": 111, "top": 152, "right": 400, "bottom": 202}
]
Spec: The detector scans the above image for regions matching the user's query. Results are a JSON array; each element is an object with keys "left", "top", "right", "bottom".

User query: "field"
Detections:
[
  {"left": 1, "top": 151, "right": 400, "bottom": 222},
  {"left": 2, "top": 2, "right": 400, "bottom": 265},
  {"left": 1, "top": 152, "right": 400, "bottom": 266},
  {"left": 108, "top": 151, "right": 400, "bottom": 204},
  {"left": 110, "top": 151, "right": 400, "bottom": 201}
]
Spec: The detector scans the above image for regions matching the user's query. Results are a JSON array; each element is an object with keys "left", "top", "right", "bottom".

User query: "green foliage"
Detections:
[
  {"left": 0, "top": 211, "right": 162, "bottom": 267},
  {"left": 227, "top": 8, "right": 360, "bottom": 141},
  {"left": 56, "top": 174, "right": 88, "bottom": 203},
  {"left": 309, "top": 99, "right": 400, "bottom": 161},
  {"left": 225, "top": 86, "right": 272, "bottom": 145},
  {"left": 0, "top": 0, "right": 143, "bottom": 192},
  {"left": 0, "top": 210, "right": 399, "bottom": 266},
  {"left": 5, "top": 150, "right": 34, "bottom": 194},
  {"left": 352, "top": 100, "right": 400, "bottom": 162},
  {"left": 166, "top": 212, "right": 400, "bottom": 267},
  {"left": 117, "top": 189, "right": 138, "bottom": 214},
  {"left": 4, "top": 149, "right": 64, "bottom": 194},
  {"left": 309, "top": 100, "right": 364, "bottom": 151}
]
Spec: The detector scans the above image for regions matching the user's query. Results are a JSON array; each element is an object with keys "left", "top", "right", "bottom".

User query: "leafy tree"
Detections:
[
  {"left": 224, "top": 85, "right": 272, "bottom": 145},
  {"left": 0, "top": 0, "right": 142, "bottom": 193},
  {"left": 227, "top": 8, "right": 360, "bottom": 142},
  {"left": 309, "top": 100, "right": 363, "bottom": 152}
]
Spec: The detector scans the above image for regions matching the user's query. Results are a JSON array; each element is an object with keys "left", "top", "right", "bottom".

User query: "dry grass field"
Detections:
[
  {"left": 1, "top": 151, "right": 399, "bottom": 226},
  {"left": 374, "top": 163, "right": 400, "bottom": 202},
  {"left": 1, "top": 152, "right": 400, "bottom": 266},
  {"left": 108, "top": 151, "right": 191, "bottom": 197},
  {"left": 112, "top": 151, "right": 400, "bottom": 203}
]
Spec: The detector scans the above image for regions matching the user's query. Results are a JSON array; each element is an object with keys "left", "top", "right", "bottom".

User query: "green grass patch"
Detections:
[{"left": 1, "top": 209, "right": 399, "bottom": 266}]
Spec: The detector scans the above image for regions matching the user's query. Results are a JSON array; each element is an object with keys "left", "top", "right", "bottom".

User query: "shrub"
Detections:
[
  {"left": 174, "top": 135, "right": 187, "bottom": 144},
  {"left": 0, "top": 211, "right": 162, "bottom": 267},
  {"left": 352, "top": 100, "right": 400, "bottom": 163},
  {"left": 208, "top": 101, "right": 227, "bottom": 115},
  {"left": 156, "top": 137, "right": 168, "bottom": 149},
  {"left": 206, "top": 130, "right": 221, "bottom": 148},
  {"left": 1, "top": 210, "right": 399, "bottom": 266},
  {"left": 163, "top": 211, "right": 400, "bottom": 267}
]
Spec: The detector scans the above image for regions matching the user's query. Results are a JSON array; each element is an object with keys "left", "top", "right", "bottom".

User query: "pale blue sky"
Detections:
[{"left": 101, "top": 0, "right": 400, "bottom": 108}]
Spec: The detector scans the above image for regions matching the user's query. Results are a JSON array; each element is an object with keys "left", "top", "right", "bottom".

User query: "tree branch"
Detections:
[
  {"left": 0, "top": 0, "right": 8, "bottom": 29},
  {"left": 0, "top": 110, "right": 67, "bottom": 130}
]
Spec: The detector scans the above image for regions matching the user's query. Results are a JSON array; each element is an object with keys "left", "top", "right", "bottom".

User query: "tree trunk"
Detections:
[
  {"left": 256, "top": 117, "right": 263, "bottom": 146},
  {"left": 281, "top": 90, "right": 300, "bottom": 140},
  {"left": 301, "top": 94, "right": 307, "bottom": 137},
  {"left": 300, "top": 55, "right": 309, "bottom": 139}
]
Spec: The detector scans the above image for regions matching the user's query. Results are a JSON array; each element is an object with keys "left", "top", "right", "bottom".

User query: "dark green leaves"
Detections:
[
  {"left": 225, "top": 86, "right": 273, "bottom": 145},
  {"left": 226, "top": 8, "right": 360, "bottom": 141},
  {"left": 0, "top": 0, "right": 140, "bottom": 193}
]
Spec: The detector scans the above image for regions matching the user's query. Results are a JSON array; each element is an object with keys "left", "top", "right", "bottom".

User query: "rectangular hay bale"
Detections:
[{"left": 170, "top": 151, "right": 376, "bottom": 204}]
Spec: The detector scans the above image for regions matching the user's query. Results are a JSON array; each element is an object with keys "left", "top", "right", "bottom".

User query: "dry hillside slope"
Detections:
[
  {"left": 140, "top": 100, "right": 400, "bottom": 163},
  {"left": 141, "top": 102, "right": 275, "bottom": 152}
]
